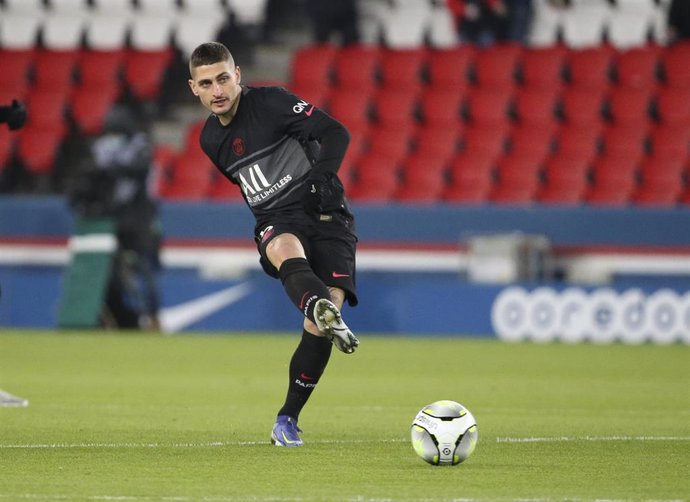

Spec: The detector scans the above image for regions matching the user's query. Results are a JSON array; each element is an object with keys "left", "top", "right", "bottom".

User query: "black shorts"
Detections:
[{"left": 255, "top": 209, "right": 358, "bottom": 307}]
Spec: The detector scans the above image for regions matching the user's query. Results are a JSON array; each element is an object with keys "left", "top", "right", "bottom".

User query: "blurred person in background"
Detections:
[
  {"left": 447, "top": 0, "right": 534, "bottom": 45},
  {"left": 69, "top": 105, "right": 162, "bottom": 331},
  {"left": 305, "top": 0, "right": 360, "bottom": 45},
  {"left": 667, "top": 0, "right": 690, "bottom": 43},
  {"left": 188, "top": 42, "right": 359, "bottom": 447}
]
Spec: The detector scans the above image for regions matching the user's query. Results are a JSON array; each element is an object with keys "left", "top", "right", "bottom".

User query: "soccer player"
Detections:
[{"left": 188, "top": 42, "right": 359, "bottom": 447}]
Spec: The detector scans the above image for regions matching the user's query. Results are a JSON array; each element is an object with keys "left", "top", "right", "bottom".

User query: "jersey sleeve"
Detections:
[{"left": 259, "top": 87, "right": 350, "bottom": 175}]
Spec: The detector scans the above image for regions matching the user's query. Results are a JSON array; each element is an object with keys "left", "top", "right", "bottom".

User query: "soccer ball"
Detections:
[{"left": 411, "top": 400, "right": 478, "bottom": 466}]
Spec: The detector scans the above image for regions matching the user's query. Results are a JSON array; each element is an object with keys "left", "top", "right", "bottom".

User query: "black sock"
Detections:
[
  {"left": 278, "top": 330, "right": 333, "bottom": 420},
  {"left": 278, "top": 257, "right": 332, "bottom": 324}
]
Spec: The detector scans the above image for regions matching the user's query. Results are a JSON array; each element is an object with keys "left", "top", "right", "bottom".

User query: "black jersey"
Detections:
[{"left": 199, "top": 86, "right": 347, "bottom": 226}]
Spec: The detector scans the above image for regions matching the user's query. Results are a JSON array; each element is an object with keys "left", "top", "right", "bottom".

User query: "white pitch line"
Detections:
[
  {"left": 496, "top": 436, "right": 690, "bottom": 443},
  {"left": 1, "top": 436, "right": 689, "bottom": 450}
]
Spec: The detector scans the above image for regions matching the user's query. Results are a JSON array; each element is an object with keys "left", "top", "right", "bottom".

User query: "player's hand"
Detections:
[{"left": 303, "top": 171, "right": 344, "bottom": 214}]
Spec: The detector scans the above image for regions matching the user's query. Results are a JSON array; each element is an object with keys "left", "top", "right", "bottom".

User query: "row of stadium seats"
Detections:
[
  {"left": 359, "top": 0, "right": 671, "bottom": 50},
  {"left": 0, "top": 0, "right": 265, "bottom": 55},
  {"left": 158, "top": 41, "right": 690, "bottom": 207},
  {"left": 0, "top": 47, "right": 174, "bottom": 174}
]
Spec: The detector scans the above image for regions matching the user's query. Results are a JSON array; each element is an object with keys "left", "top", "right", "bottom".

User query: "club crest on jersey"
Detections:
[{"left": 232, "top": 137, "right": 245, "bottom": 156}]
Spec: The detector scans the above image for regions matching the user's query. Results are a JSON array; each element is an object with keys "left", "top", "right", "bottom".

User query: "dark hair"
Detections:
[{"left": 189, "top": 42, "right": 234, "bottom": 76}]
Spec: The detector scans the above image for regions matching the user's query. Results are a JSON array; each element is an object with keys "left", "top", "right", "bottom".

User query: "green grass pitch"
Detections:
[{"left": 1, "top": 330, "right": 688, "bottom": 501}]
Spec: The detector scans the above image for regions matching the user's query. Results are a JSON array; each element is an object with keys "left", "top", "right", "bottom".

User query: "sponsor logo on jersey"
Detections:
[
  {"left": 232, "top": 137, "right": 245, "bottom": 156},
  {"left": 238, "top": 163, "right": 293, "bottom": 205},
  {"left": 292, "top": 99, "right": 312, "bottom": 115}
]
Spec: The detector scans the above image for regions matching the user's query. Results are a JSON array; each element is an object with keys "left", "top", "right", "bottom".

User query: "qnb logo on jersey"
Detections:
[
  {"left": 292, "top": 100, "right": 314, "bottom": 116},
  {"left": 238, "top": 163, "right": 292, "bottom": 205},
  {"left": 491, "top": 286, "right": 690, "bottom": 345}
]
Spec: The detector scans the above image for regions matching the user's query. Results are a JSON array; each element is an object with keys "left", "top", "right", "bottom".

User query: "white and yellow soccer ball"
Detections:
[{"left": 411, "top": 400, "right": 478, "bottom": 466}]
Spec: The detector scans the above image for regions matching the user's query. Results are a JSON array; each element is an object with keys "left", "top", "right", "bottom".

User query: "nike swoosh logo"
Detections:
[
  {"left": 299, "top": 291, "right": 310, "bottom": 310},
  {"left": 305, "top": 105, "right": 315, "bottom": 116},
  {"left": 299, "top": 372, "right": 314, "bottom": 381},
  {"left": 332, "top": 272, "right": 350, "bottom": 278}
]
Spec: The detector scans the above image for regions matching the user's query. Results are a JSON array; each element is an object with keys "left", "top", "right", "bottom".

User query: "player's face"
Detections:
[{"left": 188, "top": 61, "right": 242, "bottom": 121}]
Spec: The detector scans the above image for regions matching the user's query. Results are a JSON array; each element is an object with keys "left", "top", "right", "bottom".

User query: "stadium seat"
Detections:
[
  {"left": 585, "top": 155, "right": 640, "bottom": 205},
  {"left": 461, "top": 124, "right": 509, "bottom": 159},
  {"left": 0, "top": 0, "right": 44, "bottom": 49},
  {"left": 77, "top": 50, "right": 125, "bottom": 87},
  {"left": 42, "top": 0, "right": 89, "bottom": 50},
  {"left": 288, "top": 82, "right": 331, "bottom": 110},
  {"left": 226, "top": 0, "right": 269, "bottom": 27},
  {"left": 24, "top": 89, "right": 70, "bottom": 134},
  {"left": 129, "top": 0, "right": 178, "bottom": 51},
  {"left": 377, "top": 1, "right": 431, "bottom": 48},
  {"left": 614, "top": 46, "right": 661, "bottom": 89},
  {"left": 413, "top": 126, "right": 461, "bottom": 165},
  {"left": 0, "top": 128, "right": 14, "bottom": 171},
  {"left": 333, "top": 45, "right": 381, "bottom": 90},
  {"left": 174, "top": 0, "right": 229, "bottom": 58},
  {"left": 373, "top": 87, "right": 420, "bottom": 129},
  {"left": 473, "top": 43, "right": 522, "bottom": 91},
  {"left": 443, "top": 151, "right": 494, "bottom": 204},
  {"left": 528, "top": 0, "right": 564, "bottom": 47},
  {"left": 661, "top": 42, "right": 690, "bottom": 88},
  {"left": 123, "top": 49, "right": 175, "bottom": 101},
  {"left": 560, "top": 0, "right": 611, "bottom": 49},
  {"left": 600, "top": 124, "right": 649, "bottom": 160},
  {"left": 0, "top": 49, "right": 34, "bottom": 96},
  {"left": 32, "top": 49, "right": 79, "bottom": 92},
  {"left": 553, "top": 124, "right": 602, "bottom": 164},
  {"left": 366, "top": 126, "right": 414, "bottom": 165},
  {"left": 70, "top": 86, "right": 120, "bottom": 135},
  {"left": 15, "top": 124, "right": 65, "bottom": 175},
  {"left": 632, "top": 155, "right": 685, "bottom": 206},
  {"left": 207, "top": 172, "right": 246, "bottom": 202},
  {"left": 338, "top": 129, "right": 369, "bottom": 191},
  {"left": 395, "top": 152, "right": 447, "bottom": 203},
  {"left": 489, "top": 155, "right": 542, "bottom": 204},
  {"left": 655, "top": 87, "right": 690, "bottom": 127},
  {"left": 465, "top": 88, "right": 513, "bottom": 129},
  {"left": 537, "top": 155, "right": 591, "bottom": 205},
  {"left": 606, "top": 87, "right": 654, "bottom": 127},
  {"left": 159, "top": 152, "right": 215, "bottom": 200},
  {"left": 379, "top": 48, "right": 427, "bottom": 90},
  {"left": 519, "top": 46, "right": 567, "bottom": 90},
  {"left": 327, "top": 88, "right": 373, "bottom": 131},
  {"left": 425, "top": 46, "right": 475, "bottom": 90},
  {"left": 606, "top": 0, "right": 656, "bottom": 50},
  {"left": 419, "top": 87, "right": 465, "bottom": 129},
  {"left": 426, "top": 1, "right": 458, "bottom": 48},
  {"left": 566, "top": 47, "right": 614, "bottom": 89},
  {"left": 513, "top": 87, "right": 560, "bottom": 129},
  {"left": 289, "top": 44, "right": 337, "bottom": 88},
  {"left": 85, "top": 0, "right": 133, "bottom": 50},
  {"left": 507, "top": 125, "right": 555, "bottom": 164},
  {"left": 560, "top": 87, "right": 606, "bottom": 127},
  {"left": 648, "top": 124, "right": 690, "bottom": 160},
  {"left": 348, "top": 153, "right": 400, "bottom": 202}
]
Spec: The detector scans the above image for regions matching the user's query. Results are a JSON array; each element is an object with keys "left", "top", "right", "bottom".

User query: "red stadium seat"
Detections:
[
  {"left": 0, "top": 49, "right": 34, "bottom": 94},
  {"left": 123, "top": 48, "right": 174, "bottom": 101},
  {"left": 648, "top": 124, "right": 690, "bottom": 161},
  {"left": 632, "top": 155, "right": 685, "bottom": 206},
  {"left": 333, "top": 45, "right": 381, "bottom": 90},
  {"left": 426, "top": 46, "right": 475, "bottom": 90},
  {"left": 15, "top": 124, "right": 65, "bottom": 175},
  {"left": 507, "top": 125, "right": 555, "bottom": 164},
  {"left": 655, "top": 87, "right": 690, "bottom": 127},
  {"left": 443, "top": 150, "right": 495, "bottom": 204},
  {"left": 366, "top": 126, "right": 414, "bottom": 165},
  {"left": 600, "top": 125, "right": 649, "bottom": 161},
  {"left": 461, "top": 124, "right": 509, "bottom": 159},
  {"left": 614, "top": 46, "right": 660, "bottom": 90},
  {"left": 606, "top": 87, "right": 653, "bottom": 127},
  {"left": 465, "top": 88, "right": 513, "bottom": 128},
  {"left": 327, "top": 88, "right": 373, "bottom": 131},
  {"left": 288, "top": 82, "right": 331, "bottom": 109},
  {"left": 553, "top": 124, "right": 602, "bottom": 164},
  {"left": 338, "top": 128, "right": 369, "bottom": 191},
  {"left": 473, "top": 43, "right": 522, "bottom": 90},
  {"left": 32, "top": 49, "right": 79, "bottom": 92},
  {"left": 0, "top": 128, "right": 14, "bottom": 171},
  {"left": 413, "top": 125, "right": 461, "bottom": 163},
  {"left": 24, "top": 89, "right": 70, "bottom": 134},
  {"left": 537, "top": 155, "right": 591, "bottom": 205},
  {"left": 585, "top": 155, "right": 640, "bottom": 205},
  {"left": 661, "top": 41, "right": 690, "bottom": 88},
  {"left": 76, "top": 49, "right": 124, "bottom": 87},
  {"left": 373, "top": 87, "right": 420, "bottom": 129},
  {"left": 348, "top": 152, "right": 400, "bottom": 202},
  {"left": 379, "top": 48, "right": 427, "bottom": 91},
  {"left": 419, "top": 87, "right": 466, "bottom": 128},
  {"left": 513, "top": 87, "right": 560, "bottom": 128},
  {"left": 70, "top": 86, "right": 119, "bottom": 135},
  {"left": 520, "top": 46, "right": 567, "bottom": 89},
  {"left": 560, "top": 87, "right": 606, "bottom": 127},
  {"left": 566, "top": 47, "right": 613, "bottom": 90},
  {"left": 290, "top": 44, "right": 337, "bottom": 88},
  {"left": 395, "top": 152, "right": 447, "bottom": 203},
  {"left": 207, "top": 172, "right": 245, "bottom": 202},
  {"left": 159, "top": 152, "right": 214, "bottom": 200},
  {"left": 489, "top": 155, "right": 542, "bottom": 204}
]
